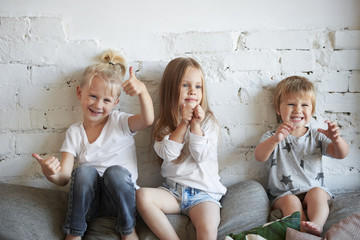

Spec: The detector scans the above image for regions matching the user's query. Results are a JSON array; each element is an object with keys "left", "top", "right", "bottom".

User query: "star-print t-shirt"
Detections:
[{"left": 260, "top": 127, "right": 333, "bottom": 204}]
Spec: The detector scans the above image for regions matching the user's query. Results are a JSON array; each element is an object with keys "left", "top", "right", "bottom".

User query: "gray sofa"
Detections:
[{"left": 0, "top": 180, "right": 359, "bottom": 240}]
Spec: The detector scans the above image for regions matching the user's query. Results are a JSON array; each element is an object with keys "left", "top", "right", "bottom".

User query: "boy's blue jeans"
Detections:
[{"left": 63, "top": 165, "right": 136, "bottom": 236}]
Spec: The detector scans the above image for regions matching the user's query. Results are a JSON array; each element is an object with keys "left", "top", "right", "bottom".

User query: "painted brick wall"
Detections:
[{"left": 0, "top": 14, "right": 359, "bottom": 193}]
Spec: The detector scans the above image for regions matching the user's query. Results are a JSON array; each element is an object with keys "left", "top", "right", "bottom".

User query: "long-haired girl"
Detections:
[{"left": 136, "top": 57, "right": 226, "bottom": 240}]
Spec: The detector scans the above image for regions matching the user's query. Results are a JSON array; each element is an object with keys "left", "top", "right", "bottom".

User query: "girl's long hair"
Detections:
[{"left": 153, "top": 57, "right": 215, "bottom": 163}]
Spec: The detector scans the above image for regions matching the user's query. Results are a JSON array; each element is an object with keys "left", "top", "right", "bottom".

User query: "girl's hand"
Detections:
[
  {"left": 32, "top": 153, "right": 61, "bottom": 177},
  {"left": 122, "top": 66, "right": 146, "bottom": 97},
  {"left": 274, "top": 121, "right": 294, "bottom": 142},
  {"left": 318, "top": 120, "right": 341, "bottom": 143},
  {"left": 191, "top": 105, "right": 205, "bottom": 125},
  {"left": 180, "top": 103, "right": 194, "bottom": 124}
]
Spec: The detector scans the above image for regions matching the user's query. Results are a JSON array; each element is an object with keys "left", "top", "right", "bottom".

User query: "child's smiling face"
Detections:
[
  {"left": 77, "top": 75, "right": 119, "bottom": 125},
  {"left": 277, "top": 92, "right": 313, "bottom": 130}
]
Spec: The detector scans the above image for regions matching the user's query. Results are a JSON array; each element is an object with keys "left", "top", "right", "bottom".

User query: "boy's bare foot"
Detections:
[
  {"left": 121, "top": 230, "right": 139, "bottom": 240},
  {"left": 65, "top": 234, "right": 81, "bottom": 240},
  {"left": 301, "top": 221, "right": 322, "bottom": 236}
]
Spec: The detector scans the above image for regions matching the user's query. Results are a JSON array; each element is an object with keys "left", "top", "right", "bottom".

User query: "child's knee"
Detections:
[
  {"left": 276, "top": 194, "right": 301, "bottom": 207},
  {"left": 306, "top": 187, "right": 330, "bottom": 201},
  {"left": 194, "top": 221, "right": 218, "bottom": 239},
  {"left": 307, "top": 187, "right": 327, "bottom": 195},
  {"left": 303, "top": 187, "right": 330, "bottom": 205},
  {"left": 104, "top": 165, "right": 132, "bottom": 185}
]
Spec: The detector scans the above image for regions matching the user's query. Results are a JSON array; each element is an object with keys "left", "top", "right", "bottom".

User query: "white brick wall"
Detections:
[{"left": 0, "top": 4, "right": 359, "bottom": 194}]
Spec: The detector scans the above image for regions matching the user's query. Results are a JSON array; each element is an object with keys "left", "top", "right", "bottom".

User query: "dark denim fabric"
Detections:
[{"left": 63, "top": 165, "right": 136, "bottom": 236}]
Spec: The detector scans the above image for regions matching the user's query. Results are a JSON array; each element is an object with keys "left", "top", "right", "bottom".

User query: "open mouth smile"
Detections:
[
  {"left": 89, "top": 108, "right": 103, "bottom": 115},
  {"left": 291, "top": 116, "right": 304, "bottom": 121}
]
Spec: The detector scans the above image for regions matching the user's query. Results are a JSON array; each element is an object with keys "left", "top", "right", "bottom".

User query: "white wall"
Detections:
[{"left": 0, "top": 0, "right": 359, "bottom": 193}]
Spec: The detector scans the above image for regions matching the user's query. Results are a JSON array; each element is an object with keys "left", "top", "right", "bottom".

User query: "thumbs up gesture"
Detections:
[
  {"left": 32, "top": 153, "right": 61, "bottom": 177},
  {"left": 122, "top": 66, "right": 146, "bottom": 97}
]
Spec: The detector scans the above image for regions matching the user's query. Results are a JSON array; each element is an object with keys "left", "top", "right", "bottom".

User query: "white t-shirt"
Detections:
[
  {"left": 60, "top": 111, "right": 138, "bottom": 186},
  {"left": 154, "top": 116, "right": 227, "bottom": 200}
]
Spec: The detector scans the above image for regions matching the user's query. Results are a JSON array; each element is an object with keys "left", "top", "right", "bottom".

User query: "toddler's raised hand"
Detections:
[
  {"left": 180, "top": 103, "right": 194, "bottom": 124},
  {"left": 122, "top": 66, "right": 146, "bottom": 97},
  {"left": 318, "top": 120, "right": 341, "bottom": 143},
  {"left": 191, "top": 105, "right": 205, "bottom": 125},
  {"left": 274, "top": 121, "right": 294, "bottom": 142},
  {"left": 32, "top": 153, "right": 61, "bottom": 177}
]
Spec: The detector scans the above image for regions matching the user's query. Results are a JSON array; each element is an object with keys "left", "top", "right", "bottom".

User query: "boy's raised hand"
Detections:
[
  {"left": 318, "top": 120, "right": 341, "bottom": 143},
  {"left": 32, "top": 153, "right": 61, "bottom": 177},
  {"left": 275, "top": 121, "right": 294, "bottom": 142},
  {"left": 122, "top": 66, "right": 146, "bottom": 97}
]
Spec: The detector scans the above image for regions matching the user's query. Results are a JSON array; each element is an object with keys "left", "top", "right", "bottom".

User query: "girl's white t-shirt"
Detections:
[{"left": 60, "top": 111, "right": 138, "bottom": 186}]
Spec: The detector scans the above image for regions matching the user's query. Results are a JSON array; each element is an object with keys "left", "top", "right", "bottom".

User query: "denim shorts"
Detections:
[{"left": 160, "top": 180, "right": 221, "bottom": 215}]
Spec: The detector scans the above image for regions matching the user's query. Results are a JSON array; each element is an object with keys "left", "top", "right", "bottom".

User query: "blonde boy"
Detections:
[{"left": 254, "top": 76, "right": 349, "bottom": 236}]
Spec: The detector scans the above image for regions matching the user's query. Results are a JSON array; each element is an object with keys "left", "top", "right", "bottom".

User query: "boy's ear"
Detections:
[{"left": 76, "top": 86, "right": 82, "bottom": 100}]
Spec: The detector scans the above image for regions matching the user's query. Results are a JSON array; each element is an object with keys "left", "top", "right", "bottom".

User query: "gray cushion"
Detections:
[
  {"left": 0, "top": 183, "right": 68, "bottom": 240},
  {"left": 324, "top": 192, "right": 360, "bottom": 233},
  {"left": 218, "top": 180, "right": 270, "bottom": 239}
]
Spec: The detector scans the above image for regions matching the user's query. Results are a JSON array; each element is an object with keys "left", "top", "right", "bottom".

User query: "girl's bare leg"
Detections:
[
  {"left": 136, "top": 188, "right": 180, "bottom": 240},
  {"left": 189, "top": 202, "right": 220, "bottom": 240}
]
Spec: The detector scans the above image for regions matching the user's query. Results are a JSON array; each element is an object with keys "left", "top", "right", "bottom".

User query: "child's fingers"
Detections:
[
  {"left": 325, "top": 120, "right": 338, "bottom": 129},
  {"left": 180, "top": 104, "right": 186, "bottom": 110},
  {"left": 331, "top": 129, "right": 340, "bottom": 139},
  {"left": 283, "top": 121, "right": 294, "bottom": 130},
  {"left": 129, "top": 66, "right": 134, "bottom": 78},
  {"left": 121, "top": 81, "right": 134, "bottom": 95},
  {"left": 279, "top": 124, "right": 292, "bottom": 133},
  {"left": 278, "top": 128, "right": 290, "bottom": 136},
  {"left": 45, "top": 157, "right": 61, "bottom": 174},
  {"left": 317, "top": 128, "right": 325, "bottom": 135},
  {"left": 122, "top": 67, "right": 135, "bottom": 88},
  {"left": 32, "top": 153, "right": 43, "bottom": 162},
  {"left": 195, "top": 106, "right": 204, "bottom": 120},
  {"left": 48, "top": 157, "right": 60, "bottom": 167}
]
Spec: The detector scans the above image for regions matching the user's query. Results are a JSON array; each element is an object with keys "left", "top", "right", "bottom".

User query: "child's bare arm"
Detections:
[
  {"left": 318, "top": 120, "right": 349, "bottom": 159},
  {"left": 254, "top": 136, "right": 279, "bottom": 162},
  {"left": 32, "top": 152, "right": 74, "bottom": 186},
  {"left": 123, "top": 67, "right": 154, "bottom": 132},
  {"left": 255, "top": 121, "right": 294, "bottom": 162}
]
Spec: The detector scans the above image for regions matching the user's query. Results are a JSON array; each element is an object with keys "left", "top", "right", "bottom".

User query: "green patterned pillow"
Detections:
[{"left": 226, "top": 211, "right": 300, "bottom": 240}]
